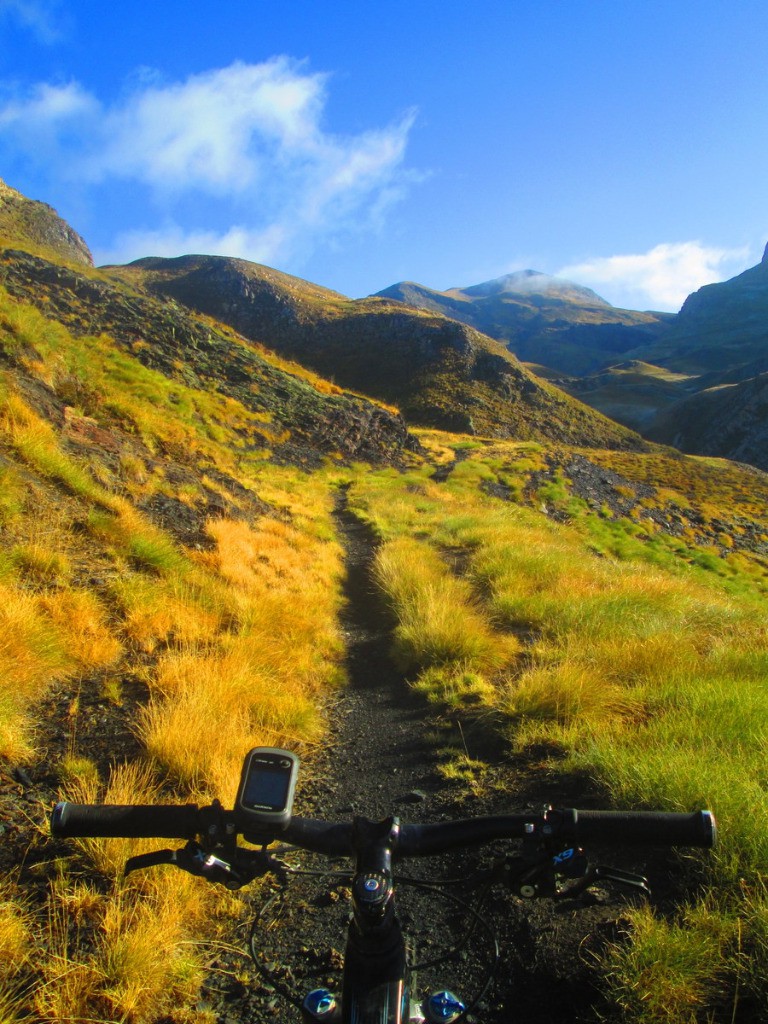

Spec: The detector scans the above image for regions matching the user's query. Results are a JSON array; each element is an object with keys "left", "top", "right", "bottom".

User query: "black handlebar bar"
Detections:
[{"left": 51, "top": 802, "right": 716, "bottom": 852}]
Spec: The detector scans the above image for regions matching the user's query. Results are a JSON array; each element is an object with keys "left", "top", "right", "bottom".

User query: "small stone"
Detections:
[
  {"left": 13, "top": 767, "right": 33, "bottom": 788},
  {"left": 401, "top": 789, "right": 428, "bottom": 803}
]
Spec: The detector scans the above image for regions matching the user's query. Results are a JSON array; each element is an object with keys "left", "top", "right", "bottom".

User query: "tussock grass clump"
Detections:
[
  {"left": 0, "top": 879, "right": 33, "bottom": 976},
  {"left": 374, "top": 536, "right": 516, "bottom": 674},
  {"left": 0, "top": 583, "right": 121, "bottom": 760},
  {"left": 140, "top": 644, "right": 320, "bottom": 801},
  {"left": 135, "top": 509, "right": 344, "bottom": 798},
  {"left": 501, "top": 662, "right": 642, "bottom": 727},
  {"left": 601, "top": 900, "right": 738, "bottom": 1024},
  {"left": 412, "top": 662, "right": 497, "bottom": 709}
]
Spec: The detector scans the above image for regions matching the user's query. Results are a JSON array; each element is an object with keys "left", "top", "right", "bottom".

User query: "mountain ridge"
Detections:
[
  {"left": 111, "top": 252, "right": 649, "bottom": 449},
  {"left": 375, "top": 271, "right": 674, "bottom": 377},
  {"left": 4, "top": 177, "right": 768, "bottom": 471}
]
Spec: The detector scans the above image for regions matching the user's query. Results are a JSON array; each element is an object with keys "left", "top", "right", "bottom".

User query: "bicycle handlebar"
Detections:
[{"left": 50, "top": 802, "right": 716, "bottom": 852}]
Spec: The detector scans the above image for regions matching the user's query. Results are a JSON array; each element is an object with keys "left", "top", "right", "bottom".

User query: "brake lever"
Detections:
[
  {"left": 592, "top": 864, "right": 651, "bottom": 896},
  {"left": 552, "top": 862, "right": 651, "bottom": 900},
  {"left": 124, "top": 841, "right": 289, "bottom": 889}
]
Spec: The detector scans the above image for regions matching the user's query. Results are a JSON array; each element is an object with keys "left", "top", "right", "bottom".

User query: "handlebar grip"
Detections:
[
  {"left": 574, "top": 809, "right": 716, "bottom": 848},
  {"left": 51, "top": 802, "right": 204, "bottom": 839}
]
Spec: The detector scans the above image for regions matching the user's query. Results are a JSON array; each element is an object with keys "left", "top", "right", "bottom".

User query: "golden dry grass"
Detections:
[
  {"left": 0, "top": 583, "right": 122, "bottom": 760},
  {"left": 29, "top": 760, "right": 237, "bottom": 1023}
]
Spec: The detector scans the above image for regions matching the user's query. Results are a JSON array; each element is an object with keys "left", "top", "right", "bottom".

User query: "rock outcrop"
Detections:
[{"left": 0, "top": 178, "right": 93, "bottom": 267}]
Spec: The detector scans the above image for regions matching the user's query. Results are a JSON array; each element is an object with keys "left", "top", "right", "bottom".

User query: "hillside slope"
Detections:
[
  {"left": 375, "top": 270, "right": 673, "bottom": 375},
  {"left": 0, "top": 250, "right": 417, "bottom": 465},
  {"left": 0, "top": 177, "right": 93, "bottom": 267},
  {"left": 552, "top": 360, "right": 696, "bottom": 432},
  {"left": 109, "top": 254, "right": 650, "bottom": 450},
  {"left": 647, "top": 371, "right": 768, "bottom": 471},
  {"left": 0, "top": 183, "right": 418, "bottom": 466}
]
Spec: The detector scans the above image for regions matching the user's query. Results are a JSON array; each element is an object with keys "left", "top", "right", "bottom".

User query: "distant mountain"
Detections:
[
  {"left": 375, "top": 271, "right": 674, "bottom": 376},
  {"left": 110, "top": 254, "right": 649, "bottom": 449},
  {"left": 0, "top": 177, "right": 93, "bottom": 267},
  {"left": 639, "top": 244, "right": 768, "bottom": 379},
  {"left": 550, "top": 246, "right": 768, "bottom": 470}
]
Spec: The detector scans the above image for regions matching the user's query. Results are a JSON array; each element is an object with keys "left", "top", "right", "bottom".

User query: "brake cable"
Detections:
[{"left": 395, "top": 874, "right": 500, "bottom": 1023}]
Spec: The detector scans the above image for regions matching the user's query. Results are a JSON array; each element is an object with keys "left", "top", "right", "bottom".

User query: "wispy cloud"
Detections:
[
  {"left": 0, "top": 58, "right": 417, "bottom": 269},
  {"left": 558, "top": 241, "right": 753, "bottom": 311},
  {"left": 0, "top": 0, "right": 63, "bottom": 42},
  {"left": 0, "top": 80, "right": 97, "bottom": 127}
]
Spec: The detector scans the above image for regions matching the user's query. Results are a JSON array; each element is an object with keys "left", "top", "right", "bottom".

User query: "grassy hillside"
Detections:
[
  {"left": 554, "top": 360, "right": 697, "bottom": 432},
  {"left": 0, "top": 249, "right": 416, "bottom": 466},
  {"left": 0, "top": 273, "right": 361, "bottom": 1021},
  {"left": 345, "top": 435, "right": 768, "bottom": 1023},
  {"left": 648, "top": 371, "right": 768, "bottom": 472}
]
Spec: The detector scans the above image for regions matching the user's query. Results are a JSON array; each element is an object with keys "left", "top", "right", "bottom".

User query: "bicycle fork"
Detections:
[{"left": 300, "top": 816, "right": 465, "bottom": 1024}]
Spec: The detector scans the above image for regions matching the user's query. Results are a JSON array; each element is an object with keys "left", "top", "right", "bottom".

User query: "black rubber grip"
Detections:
[
  {"left": 574, "top": 810, "right": 716, "bottom": 848},
  {"left": 51, "top": 802, "right": 204, "bottom": 839}
]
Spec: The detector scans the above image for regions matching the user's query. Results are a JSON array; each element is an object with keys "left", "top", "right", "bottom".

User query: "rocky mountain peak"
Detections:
[
  {"left": 0, "top": 176, "right": 93, "bottom": 267},
  {"left": 762, "top": 241, "right": 768, "bottom": 264}
]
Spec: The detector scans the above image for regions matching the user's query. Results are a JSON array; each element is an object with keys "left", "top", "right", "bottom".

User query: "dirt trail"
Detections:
[
  {"left": 300, "top": 486, "right": 446, "bottom": 823},
  {"left": 261, "top": 486, "right": 623, "bottom": 1024}
]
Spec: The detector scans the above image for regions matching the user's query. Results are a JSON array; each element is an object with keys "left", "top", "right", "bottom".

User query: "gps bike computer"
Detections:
[{"left": 235, "top": 748, "right": 299, "bottom": 832}]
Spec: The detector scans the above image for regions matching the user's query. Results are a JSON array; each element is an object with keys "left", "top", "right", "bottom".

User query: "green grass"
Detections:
[
  {"left": 347, "top": 444, "right": 768, "bottom": 1022},
  {"left": 4, "top": 251, "right": 768, "bottom": 1022}
]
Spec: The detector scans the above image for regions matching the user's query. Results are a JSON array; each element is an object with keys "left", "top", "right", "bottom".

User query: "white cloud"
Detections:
[
  {"left": 0, "top": 80, "right": 97, "bottom": 127},
  {"left": 99, "top": 222, "right": 289, "bottom": 268},
  {"left": 558, "top": 242, "right": 752, "bottom": 312},
  {"left": 90, "top": 59, "right": 328, "bottom": 193},
  {"left": 0, "top": 58, "right": 417, "bottom": 270}
]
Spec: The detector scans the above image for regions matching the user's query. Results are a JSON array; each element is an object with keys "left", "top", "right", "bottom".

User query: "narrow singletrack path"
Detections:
[
  {"left": 281, "top": 485, "right": 620, "bottom": 1024},
  {"left": 301, "top": 485, "right": 445, "bottom": 823}
]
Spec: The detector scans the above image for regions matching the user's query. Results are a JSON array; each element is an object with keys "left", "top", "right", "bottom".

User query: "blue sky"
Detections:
[{"left": 0, "top": 0, "right": 766, "bottom": 311}]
